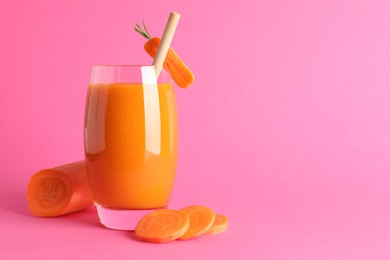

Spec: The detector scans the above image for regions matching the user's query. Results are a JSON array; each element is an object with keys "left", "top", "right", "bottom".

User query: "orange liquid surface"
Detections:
[{"left": 84, "top": 83, "right": 178, "bottom": 209}]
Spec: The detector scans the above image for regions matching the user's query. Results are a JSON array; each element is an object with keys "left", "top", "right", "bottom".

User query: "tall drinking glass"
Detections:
[{"left": 84, "top": 65, "right": 178, "bottom": 230}]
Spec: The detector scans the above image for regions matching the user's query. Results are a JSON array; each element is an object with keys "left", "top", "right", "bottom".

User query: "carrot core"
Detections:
[{"left": 35, "top": 177, "right": 67, "bottom": 209}]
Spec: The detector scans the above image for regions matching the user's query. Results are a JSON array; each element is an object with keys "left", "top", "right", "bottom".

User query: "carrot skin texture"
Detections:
[
  {"left": 27, "top": 161, "right": 93, "bottom": 217},
  {"left": 144, "top": 37, "right": 195, "bottom": 88}
]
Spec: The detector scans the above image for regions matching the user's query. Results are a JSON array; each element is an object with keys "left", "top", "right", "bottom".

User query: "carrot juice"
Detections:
[{"left": 84, "top": 66, "right": 178, "bottom": 221}]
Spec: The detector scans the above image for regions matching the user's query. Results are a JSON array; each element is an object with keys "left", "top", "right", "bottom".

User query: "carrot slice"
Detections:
[
  {"left": 135, "top": 209, "right": 190, "bottom": 243},
  {"left": 26, "top": 161, "right": 93, "bottom": 217},
  {"left": 135, "top": 22, "right": 195, "bottom": 88},
  {"left": 178, "top": 205, "right": 215, "bottom": 240},
  {"left": 205, "top": 214, "right": 228, "bottom": 235}
]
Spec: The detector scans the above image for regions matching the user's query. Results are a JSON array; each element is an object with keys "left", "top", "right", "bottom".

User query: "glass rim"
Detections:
[{"left": 90, "top": 64, "right": 171, "bottom": 84}]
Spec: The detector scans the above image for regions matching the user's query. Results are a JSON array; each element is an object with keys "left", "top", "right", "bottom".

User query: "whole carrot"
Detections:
[{"left": 135, "top": 21, "right": 195, "bottom": 88}]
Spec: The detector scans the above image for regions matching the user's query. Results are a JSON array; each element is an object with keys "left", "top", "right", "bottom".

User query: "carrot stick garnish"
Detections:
[
  {"left": 26, "top": 161, "right": 93, "bottom": 217},
  {"left": 135, "top": 21, "right": 195, "bottom": 88},
  {"left": 178, "top": 205, "right": 215, "bottom": 240},
  {"left": 135, "top": 209, "right": 190, "bottom": 243},
  {"left": 205, "top": 214, "right": 228, "bottom": 235}
]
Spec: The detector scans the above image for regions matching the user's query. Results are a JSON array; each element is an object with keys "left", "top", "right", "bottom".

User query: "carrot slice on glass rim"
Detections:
[{"left": 135, "top": 21, "right": 195, "bottom": 88}]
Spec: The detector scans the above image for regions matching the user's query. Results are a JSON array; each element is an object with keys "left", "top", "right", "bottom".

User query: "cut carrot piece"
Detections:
[
  {"left": 205, "top": 214, "right": 228, "bottom": 235},
  {"left": 135, "top": 209, "right": 190, "bottom": 243},
  {"left": 178, "top": 205, "right": 215, "bottom": 240},
  {"left": 135, "top": 22, "right": 195, "bottom": 88},
  {"left": 27, "top": 161, "right": 93, "bottom": 217},
  {"left": 145, "top": 37, "right": 195, "bottom": 88}
]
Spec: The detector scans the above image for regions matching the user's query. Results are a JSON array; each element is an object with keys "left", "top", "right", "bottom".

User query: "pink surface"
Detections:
[{"left": 1, "top": 0, "right": 390, "bottom": 259}]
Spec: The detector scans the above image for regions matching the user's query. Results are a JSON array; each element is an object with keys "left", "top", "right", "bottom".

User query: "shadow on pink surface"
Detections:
[{"left": 1, "top": 188, "right": 31, "bottom": 217}]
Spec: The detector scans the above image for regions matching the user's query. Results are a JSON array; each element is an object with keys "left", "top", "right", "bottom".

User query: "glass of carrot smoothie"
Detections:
[{"left": 84, "top": 65, "right": 178, "bottom": 230}]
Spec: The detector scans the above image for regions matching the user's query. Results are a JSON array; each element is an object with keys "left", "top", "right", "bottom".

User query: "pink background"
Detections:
[{"left": 1, "top": 0, "right": 390, "bottom": 259}]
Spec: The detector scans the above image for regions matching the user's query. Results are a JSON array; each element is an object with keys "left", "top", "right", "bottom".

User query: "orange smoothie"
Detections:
[{"left": 84, "top": 83, "right": 178, "bottom": 209}]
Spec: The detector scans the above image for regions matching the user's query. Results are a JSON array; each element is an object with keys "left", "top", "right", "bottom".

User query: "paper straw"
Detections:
[{"left": 152, "top": 11, "right": 181, "bottom": 77}]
